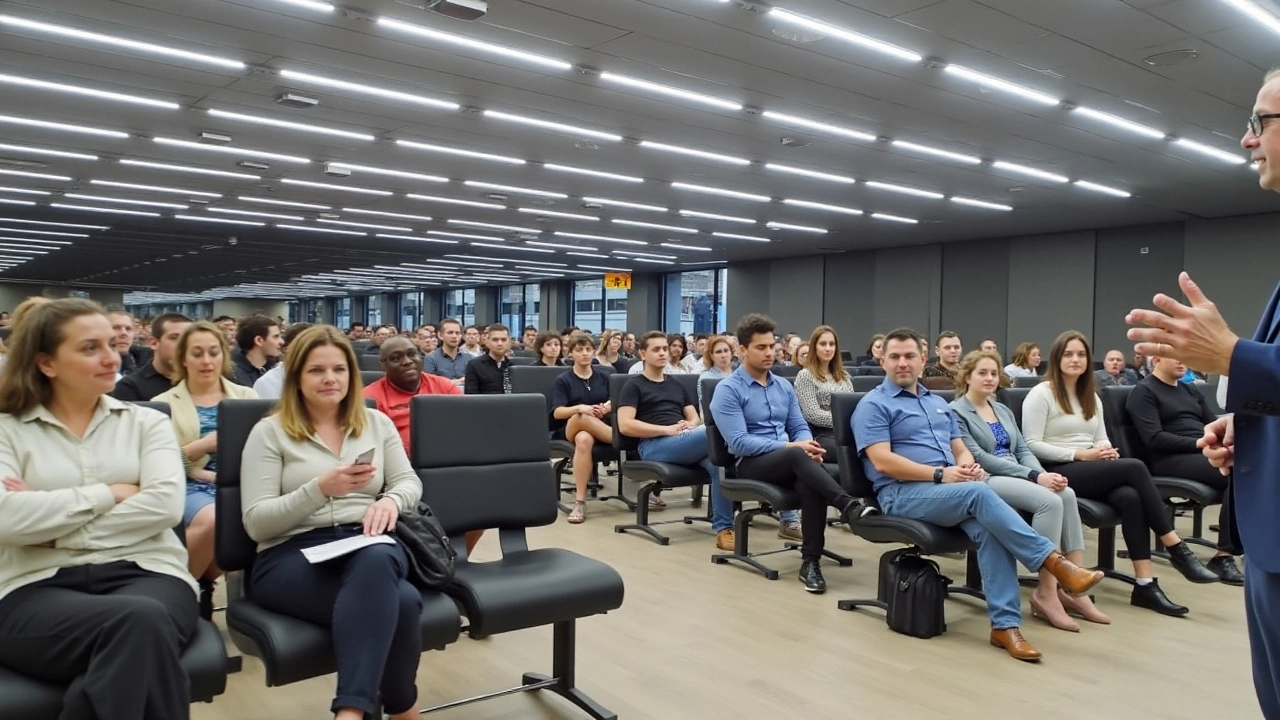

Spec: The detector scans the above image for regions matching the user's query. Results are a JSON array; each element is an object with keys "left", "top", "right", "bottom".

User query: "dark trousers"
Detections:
[
  {"left": 737, "top": 446, "right": 851, "bottom": 562},
  {"left": 249, "top": 525, "right": 423, "bottom": 715},
  {"left": 1247, "top": 561, "right": 1280, "bottom": 719},
  {"left": 0, "top": 561, "right": 197, "bottom": 720},
  {"left": 1042, "top": 458, "right": 1172, "bottom": 562},
  {"left": 1151, "top": 453, "right": 1232, "bottom": 552}
]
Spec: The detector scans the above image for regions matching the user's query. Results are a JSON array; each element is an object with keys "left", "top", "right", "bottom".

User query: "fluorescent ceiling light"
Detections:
[
  {"left": 582, "top": 197, "right": 667, "bottom": 213},
  {"left": 427, "top": 230, "right": 505, "bottom": 241},
  {"left": 1220, "top": 0, "right": 1280, "bottom": 36},
  {"left": 517, "top": 208, "right": 599, "bottom": 221},
  {"left": 578, "top": 264, "right": 633, "bottom": 272},
  {"left": 1072, "top": 107, "right": 1165, "bottom": 139},
  {"left": 280, "top": 179, "right": 392, "bottom": 195},
  {"left": 0, "top": 187, "right": 49, "bottom": 195},
  {"left": 0, "top": 114, "right": 128, "bottom": 138},
  {"left": 761, "top": 111, "right": 876, "bottom": 142},
  {"left": 318, "top": 219, "right": 412, "bottom": 232},
  {"left": 0, "top": 15, "right": 245, "bottom": 70},
  {"left": 528, "top": 240, "right": 598, "bottom": 251},
  {"left": 0, "top": 237, "right": 76, "bottom": 246},
  {"left": 174, "top": 214, "right": 263, "bottom": 226},
  {"left": 871, "top": 212, "right": 918, "bottom": 224},
  {"left": 483, "top": 110, "right": 622, "bottom": 142},
  {"left": 1172, "top": 138, "right": 1248, "bottom": 164},
  {"left": 678, "top": 210, "right": 755, "bottom": 224},
  {"left": 424, "top": 258, "right": 504, "bottom": 267},
  {"left": 92, "top": 180, "right": 220, "bottom": 197},
  {"left": 49, "top": 203, "right": 159, "bottom": 217},
  {"left": 0, "top": 143, "right": 97, "bottom": 160},
  {"left": 891, "top": 140, "right": 982, "bottom": 165},
  {"left": 471, "top": 242, "right": 554, "bottom": 253},
  {"left": 670, "top": 182, "right": 771, "bottom": 202},
  {"left": 991, "top": 160, "right": 1070, "bottom": 182},
  {"left": 598, "top": 72, "right": 742, "bottom": 111},
  {"left": 0, "top": 244, "right": 52, "bottom": 253},
  {"left": 406, "top": 193, "right": 504, "bottom": 209},
  {"left": 766, "top": 221, "right": 826, "bottom": 234},
  {"left": 239, "top": 196, "right": 329, "bottom": 209},
  {"left": 769, "top": 9, "right": 922, "bottom": 62},
  {"left": 509, "top": 258, "right": 567, "bottom": 266},
  {"left": 463, "top": 180, "right": 566, "bottom": 198},
  {"left": 613, "top": 249, "right": 677, "bottom": 259},
  {"left": 375, "top": 233, "right": 456, "bottom": 244},
  {"left": 565, "top": 251, "right": 609, "bottom": 258},
  {"left": 206, "top": 109, "right": 374, "bottom": 141},
  {"left": 208, "top": 208, "right": 304, "bottom": 221},
  {"left": 943, "top": 65, "right": 1060, "bottom": 105},
  {"left": 278, "top": 70, "right": 459, "bottom": 110},
  {"left": 554, "top": 231, "right": 647, "bottom": 246},
  {"left": 343, "top": 209, "right": 434, "bottom": 222},
  {"left": 949, "top": 196, "right": 1013, "bottom": 211},
  {"left": 64, "top": 193, "right": 188, "bottom": 209},
  {"left": 711, "top": 231, "right": 770, "bottom": 242},
  {"left": 154, "top": 137, "right": 311, "bottom": 164},
  {"left": 638, "top": 141, "right": 750, "bottom": 165},
  {"left": 659, "top": 242, "right": 712, "bottom": 251},
  {"left": 0, "top": 227, "right": 86, "bottom": 237},
  {"left": 1073, "top": 180, "right": 1132, "bottom": 198},
  {"left": 0, "top": 198, "right": 35, "bottom": 206},
  {"left": 542, "top": 163, "right": 644, "bottom": 183},
  {"left": 781, "top": 198, "right": 863, "bottom": 215},
  {"left": 448, "top": 219, "right": 542, "bottom": 233},
  {"left": 0, "top": 169, "right": 71, "bottom": 182},
  {"left": 376, "top": 17, "right": 572, "bottom": 71},
  {"left": 0, "top": 74, "right": 178, "bottom": 109},
  {"left": 119, "top": 159, "right": 260, "bottom": 180},
  {"left": 276, "top": 223, "right": 366, "bottom": 236},
  {"left": 613, "top": 218, "right": 698, "bottom": 234},
  {"left": 865, "top": 181, "right": 944, "bottom": 199},
  {"left": 633, "top": 258, "right": 675, "bottom": 265},
  {"left": 326, "top": 163, "right": 447, "bottom": 183},
  {"left": 0, "top": 218, "right": 107, "bottom": 229},
  {"left": 277, "top": 0, "right": 334, "bottom": 12},
  {"left": 394, "top": 139, "right": 524, "bottom": 164},
  {"left": 765, "top": 163, "right": 855, "bottom": 184}
]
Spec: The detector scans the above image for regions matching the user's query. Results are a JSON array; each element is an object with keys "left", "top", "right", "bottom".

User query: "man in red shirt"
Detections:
[{"left": 364, "top": 336, "right": 461, "bottom": 448}]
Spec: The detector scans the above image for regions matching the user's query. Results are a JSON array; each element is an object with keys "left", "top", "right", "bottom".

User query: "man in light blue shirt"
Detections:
[
  {"left": 709, "top": 314, "right": 858, "bottom": 595},
  {"left": 852, "top": 327, "right": 1103, "bottom": 662}
]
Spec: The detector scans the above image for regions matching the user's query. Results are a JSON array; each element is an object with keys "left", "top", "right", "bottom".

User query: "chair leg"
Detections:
[
  {"left": 613, "top": 482, "right": 671, "bottom": 545},
  {"left": 520, "top": 621, "right": 618, "bottom": 720},
  {"left": 1093, "top": 526, "right": 1137, "bottom": 586},
  {"left": 710, "top": 505, "right": 798, "bottom": 580},
  {"left": 596, "top": 463, "right": 635, "bottom": 511}
]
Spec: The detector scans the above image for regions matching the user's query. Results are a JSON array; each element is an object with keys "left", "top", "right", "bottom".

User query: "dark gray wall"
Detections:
[
  {"left": 1006, "top": 231, "right": 1096, "bottom": 355},
  {"left": 1185, "top": 214, "right": 1280, "bottom": 334},
  {"left": 768, "top": 256, "right": 825, "bottom": 336},
  {"left": 540, "top": 280, "right": 571, "bottom": 332},
  {"left": 625, "top": 272, "right": 664, "bottom": 334},
  {"left": 822, "top": 253, "right": 876, "bottom": 356},
  {"left": 1092, "top": 223, "right": 1185, "bottom": 358},
  {"left": 941, "top": 239, "right": 1010, "bottom": 353},
  {"left": 872, "top": 245, "right": 942, "bottom": 341},
  {"left": 726, "top": 261, "right": 771, "bottom": 334}
]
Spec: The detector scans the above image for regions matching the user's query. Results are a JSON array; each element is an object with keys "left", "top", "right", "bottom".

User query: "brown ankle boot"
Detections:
[
  {"left": 990, "top": 627, "right": 1042, "bottom": 662},
  {"left": 1041, "top": 552, "right": 1104, "bottom": 596}
]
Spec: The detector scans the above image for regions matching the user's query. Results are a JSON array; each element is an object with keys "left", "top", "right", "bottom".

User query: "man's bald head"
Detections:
[
  {"left": 1243, "top": 70, "right": 1280, "bottom": 192},
  {"left": 379, "top": 335, "right": 415, "bottom": 360}
]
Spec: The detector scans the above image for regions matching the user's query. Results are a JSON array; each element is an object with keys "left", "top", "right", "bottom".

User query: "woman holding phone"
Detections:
[{"left": 240, "top": 325, "right": 424, "bottom": 720}]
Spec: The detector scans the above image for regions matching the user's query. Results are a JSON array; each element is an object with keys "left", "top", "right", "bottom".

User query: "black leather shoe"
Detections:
[
  {"left": 1207, "top": 555, "right": 1245, "bottom": 586},
  {"left": 1166, "top": 542, "right": 1220, "bottom": 584},
  {"left": 799, "top": 560, "right": 827, "bottom": 594},
  {"left": 198, "top": 579, "right": 215, "bottom": 621},
  {"left": 1131, "top": 579, "right": 1189, "bottom": 617}
]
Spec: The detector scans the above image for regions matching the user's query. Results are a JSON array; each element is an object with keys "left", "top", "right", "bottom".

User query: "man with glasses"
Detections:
[
  {"left": 364, "top": 335, "right": 461, "bottom": 449},
  {"left": 1127, "top": 69, "right": 1280, "bottom": 717}
]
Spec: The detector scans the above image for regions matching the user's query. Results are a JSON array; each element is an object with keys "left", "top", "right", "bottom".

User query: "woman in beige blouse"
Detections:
[
  {"left": 0, "top": 299, "right": 195, "bottom": 720},
  {"left": 795, "top": 325, "right": 853, "bottom": 455},
  {"left": 240, "top": 325, "right": 423, "bottom": 720}
]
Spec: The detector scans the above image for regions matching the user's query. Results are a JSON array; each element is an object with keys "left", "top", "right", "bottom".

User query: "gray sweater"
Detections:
[
  {"left": 794, "top": 368, "right": 854, "bottom": 430},
  {"left": 949, "top": 394, "right": 1046, "bottom": 480}
]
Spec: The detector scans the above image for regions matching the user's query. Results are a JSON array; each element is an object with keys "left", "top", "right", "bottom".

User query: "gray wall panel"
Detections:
[
  {"left": 767, "top": 256, "right": 825, "bottom": 336},
  {"left": 726, "top": 260, "right": 771, "bottom": 330},
  {"left": 872, "top": 245, "right": 942, "bottom": 340},
  {"left": 940, "top": 239, "right": 1010, "bottom": 354},
  {"left": 1093, "top": 223, "right": 1184, "bottom": 359},
  {"left": 1185, "top": 213, "right": 1280, "bottom": 335},
  {"left": 822, "top": 252, "right": 876, "bottom": 356},
  {"left": 1006, "top": 231, "right": 1096, "bottom": 355}
]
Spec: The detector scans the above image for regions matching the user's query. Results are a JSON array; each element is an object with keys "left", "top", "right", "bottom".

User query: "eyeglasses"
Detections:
[{"left": 1248, "top": 113, "right": 1280, "bottom": 137}]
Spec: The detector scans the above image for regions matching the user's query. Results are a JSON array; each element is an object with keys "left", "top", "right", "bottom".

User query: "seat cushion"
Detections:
[
  {"left": 227, "top": 591, "right": 461, "bottom": 687},
  {"left": 621, "top": 461, "right": 707, "bottom": 488},
  {"left": 1152, "top": 476, "right": 1222, "bottom": 506},
  {"left": 851, "top": 514, "right": 974, "bottom": 555},
  {"left": 719, "top": 478, "right": 800, "bottom": 510},
  {"left": 1076, "top": 498, "right": 1120, "bottom": 528},
  {"left": 449, "top": 549, "right": 625, "bottom": 638}
]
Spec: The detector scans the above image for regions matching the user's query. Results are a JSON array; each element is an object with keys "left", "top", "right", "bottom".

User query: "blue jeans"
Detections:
[
  {"left": 639, "top": 427, "right": 733, "bottom": 533},
  {"left": 878, "top": 481, "right": 1055, "bottom": 630},
  {"left": 183, "top": 481, "right": 216, "bottom": 526}
]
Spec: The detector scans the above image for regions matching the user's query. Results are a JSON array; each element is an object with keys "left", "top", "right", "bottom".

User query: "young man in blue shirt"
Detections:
[
  {"left": 852, "top": 327, "right": 1104, "bottom": 662},
  {"left": 709, "top": 314, "right": 860, "bottom": 594}
]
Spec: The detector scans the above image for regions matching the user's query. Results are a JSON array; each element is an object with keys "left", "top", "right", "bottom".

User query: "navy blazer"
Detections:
[{"left": 1226, "top": 280, "right": 1280, "bottom": 571}]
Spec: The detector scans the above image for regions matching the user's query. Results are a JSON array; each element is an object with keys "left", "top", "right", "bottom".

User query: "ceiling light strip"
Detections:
[
  {"left": 768, "top": 9, "right": 923, "bottom": 62},
  {"left": 639, "top": 140, "right": 750, "bottom": 165},
  {"left": 206, "top": 109, "right": 375, "bottom": 141},
  {"left": 943, "top": 65, "right": 1060, "bottom": 105},
  {"left": 670, "top": 182, "right": 771, "bottom": 202},
  {"left": 0, "top": 114, "right": 128, "bottom": 138},
  {"left": 119, "top": 159, "right": 260, "bottom": 179},
  {"left": 598, "top": 72, "right": 742, "bottom": 111},
  {"left": 0, "top": 143, "right": 97, "bottom": 160},
  {"left": 92, "top": 180, "right": 220, "bottom": 197},
  {"left": 153, "top": 137, "right": 311, "bottom": 164},
  {"left": 394, "top": 139, "right": 524, "bottom": 164},
  {"left": 0, "top": 73, "right": 179, "bottom": 109},
  {"left": 483, "top": 110, "right": 622, "bottom": 142},
  {"left": 542, "top": 163, "right": 644, "bottom": 182},
  {"left": 0, "top": 15, "right": 245, "bottom": 69},
  {"left": 278, "top": 70, "right": 459, "bottom": 110},
  {"left": 376, "top": 17, "right": 572, "bottom": 71}
]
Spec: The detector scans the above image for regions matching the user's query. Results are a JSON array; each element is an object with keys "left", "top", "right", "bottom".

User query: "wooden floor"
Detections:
[{"left": 196, "top": 478, "right": 1260, "bottom": 720}]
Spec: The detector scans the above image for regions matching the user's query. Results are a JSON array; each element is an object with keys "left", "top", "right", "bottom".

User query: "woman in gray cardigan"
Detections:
[{"left": 950, "top": 351, "right": 1108, "bottom": 631}]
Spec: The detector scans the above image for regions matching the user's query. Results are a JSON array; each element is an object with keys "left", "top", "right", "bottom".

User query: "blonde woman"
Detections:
[
  {"left": 596, "top": 329, "right": 630, "bottom": 373},
  {"left": 1005, "top": 342, "right": 1041, "bottom": 379}
]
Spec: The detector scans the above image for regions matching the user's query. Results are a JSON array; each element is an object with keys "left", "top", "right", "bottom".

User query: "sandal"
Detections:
[
  {"left": 567, "top": 500, "right": 586, "bottom": 524},
  {"left": 648, "top": 494, "right": 667, "bottom": 510}
]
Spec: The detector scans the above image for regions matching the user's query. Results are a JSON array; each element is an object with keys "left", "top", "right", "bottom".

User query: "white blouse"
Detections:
[{"left": 1020, "top": 382, "right": 1111, "bottom": 464}]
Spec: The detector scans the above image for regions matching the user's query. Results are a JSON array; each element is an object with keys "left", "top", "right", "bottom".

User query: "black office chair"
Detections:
[
  {"left": 855, "top": 366, "right": 886, "bottom": 377},
  {"left": 1199, "top": 381, "right": 1225, "bottom": 416},
  {"left": 851, "top": 375, "right": 883, "bottom": 392},
  {"left": 700, "top": 377, "right": 852, "bottom": 580},
  {"left": 360, "top": 370, "right": 383, "bottom": 387},
  {"left": 608, "top": 373, "right": 711, "bottom": 545},
  {"left": 1012, "top": 376, "right": 1042, "bottom": 388},
  {"left": 508, "top": 355, "right": 535, "bottom": 366},
  {"left": 828, "top": 392, "right": 984, "bottom": 618},
  {"left": 358, "top": 353, "right": 383, "bottom": 372},
  {"left": 409, "top": 394, "right": 625, "bottom": 720},
  {"left": 213, "top": 400, "right": 461, "bottom": 708}
]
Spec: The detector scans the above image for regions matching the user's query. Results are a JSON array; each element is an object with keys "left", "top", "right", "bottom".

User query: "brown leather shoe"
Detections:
[
  {"left": 990, "top": 627, "right": 1042, "bottom": 662},
  {"left": 1041, "top": 551, "right": 1104, "bottom": 596},
  {"left": 715, "top": 529, "right": 735, "bottom": 551}
]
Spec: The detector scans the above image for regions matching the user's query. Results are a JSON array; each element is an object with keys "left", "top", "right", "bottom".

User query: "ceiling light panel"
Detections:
[
  {"left": 582, "top": 197, "right": 667, "bottom": 213},
  {"left": 376, "top": 17, "right": 572, "bottom": 71},
  {"left": 864, "top": 181, "right": 944, "bottom": 199},
  {"left": 407, "top": 193, "right": 504, "bottom": 209},
  {"left": 613, "top": 249, "right": 677, "bottom": 259},
  {"left": 0, "top": 199, "right": 35, "bottom": 206},
  {"left": 1219, "top": 0, "right": 1280, "bottom": 37},
  {"left": 0, "top": 227, "right": 87, "bottom": 237},
  {"left": 598, "top": 72, "right": 742, "bottom": 111},
  {"left": 528, "top": 240, "right": 598, "bottom": 251},
  {"left": 613, "top": 219, "right": 698, "bottom": 234},
  {"left": 326, "top": 163, "right": 447, "bottom": 183},
  {"left": 394, "top": 139, "right": 524, "bottom": 164},
  {"left": 280, "top": 178, "right": 392, "bottom": 195},
  {"left": 0, "top": 169, "right": 72, "bottom": 182},
  {"left": 174, "top": 214, "right": 263, "bottom": 226},
  {"left": 1073, "top": 180, "right": 1132, "bottom": 198},
  {"left": 0, "top": 15, "right": 245, "bottom": 70},
  {"left": 542, "top": 164, "right": 644, "bottom": 183},
  {"left": 119, "top": 159, "right": 260, "bottom": 179},
  {"left": 275, "top": 0, "right": 335, "bottom": 13},
  {"left": 276, "top": 223, "right": 366, "bottom": 236},
  {"left": 206, "top": 109, "right": 376, "bottom": 141},
  {"left": 943, "top": 65, "right": 1060, "bottom": 105},
  {"left": 659, "top": 242, "right": 712, "bottom": 251},
  {"left": 448, "top": 219, "right": 542, "bottom": 233},
  {"left": 0, "top": 218, "right": 107, "bottom": 229},
  {"left": 63, "top": 193, "right": 188, "bottom": 209},
  {"left": 208, "top": 208, "right": 303, "bottom": 220},
  {"left": 471, "top": 242, "right": 554, "bottom": 253},
  {"left": 517, "top": 208, "right": 599, "bottom": 221},
  {"left": 0, "top": 74, "right": 179, "bottom": 109},
  {"left": 1071, "top": 107, "right": 1165, "bottom": 139},
  {"left": 0, "top": 143, "right": 97, "bottom": 160},
  {"left": 578, "top": 264, "right": 633, "bottom": 272},
  {"left": 891, "top": 140, "right": 982, "bottom": 165},
  {"left": 1172, "top": 138, "right": 1247, "bottom": 164},
  {"left": 554, "top": 231, "right": 647, "bottom": 246},
  {"left": 318, "top": 219, "right": 412, "bottom": 232},
  {"left": 781, "top": 198, "right": 863, "bottom": 215},
  {"left": 342, "top": 209, "right": 434, "bottom": 222},
  {"left": 0, "top": 187, "right": 49, "bottom": 196},
  {"left": 678, "top": 210, "right": 756, "bottom": 224},
  {"left": 49, "top": 203, "right": 159, "bottom": 217},
  {"left": 670, "top": 182, "right": 771, "bottom": 202},
  {"left": 239, "top": 196, "right": 329, "bottom": 209},
  {"left": 768, "top": 9, "right": 923, "bottom": 62},
  {"left": 427, "top": 230, "right": 505, "bottom": 241},
  {"left": 0, "top": 114, "right": 129, "bottom": 138},
  {"left": 711, "top": 231, "right": 770, "bottom": 242},
  {"left": 639, "top": 141, "right": 751, "bottom": 165},
  {"left": 153, "top": 137, "right": 311, "bottom": 164},
  {"left": 871, "top": 212, "right": 918, "bottom": 224},
  {"left": 375, "top": 233, "right": 456, "bottom": 244},
  {"left": 766, "top": 221, "right": 826, "bottom": 234},
  {"left": 463, "top": 181, "right": 567, "bottom": 198},
  {"left": 765, "top": 163, "right": 855, "bottom": 183},
  {"left": 92, "top": 180, "right": 220, "bottom": 197},
  {"left": 483, "top": 110, "right": 622, "bottom": 142},
  {"left": 278, "top": 70, "right": 459, "bottom": 110},
  {"left": 949, "top": 196, "right": 1013, "bottom": 211},
  {"left": 991, "top": 160, "right": 1070, "bottom": 182},
  {"left": 566, "top": 251, "right": 609, "bottom": 258}
]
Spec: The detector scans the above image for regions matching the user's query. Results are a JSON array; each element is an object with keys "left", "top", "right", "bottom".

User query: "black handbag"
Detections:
[
  {"left": 884, "top": 554, "right": 950, "bottom": 639},
  {"left": 392, "top": 502, "right": 457, "bottom": 590}
]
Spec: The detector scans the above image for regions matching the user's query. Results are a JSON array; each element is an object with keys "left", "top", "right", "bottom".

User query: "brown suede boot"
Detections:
[{"left": 1041, "top": 551, "right": 1104, "bottom": 596}]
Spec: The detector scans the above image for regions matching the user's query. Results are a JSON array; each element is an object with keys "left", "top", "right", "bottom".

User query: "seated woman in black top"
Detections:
[
  {"left": 533, "top": 331, "right": 562, "bottom": 367},
  {"left": 550, "top": 333, "right": 613, "bottom": 524}
]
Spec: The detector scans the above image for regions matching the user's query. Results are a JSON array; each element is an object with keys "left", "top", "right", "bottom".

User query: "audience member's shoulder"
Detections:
[
  {"left": 365, "top": 405, "right": 397, "bottom": 433},
  {"left": 1025, "top": 381, "right": 1053, "bottom": 399}
]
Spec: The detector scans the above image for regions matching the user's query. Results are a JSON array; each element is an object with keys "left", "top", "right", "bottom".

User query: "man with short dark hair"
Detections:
[
  {"left": 251, "top": 323, "right": 313, "bottom": 399},
  {"left": 709, "top": 314, "right": 861, "bottom": 594},
  {"left": 464, "top": 323, "right": 512, "bottom": 394},
  {"left": 231, "top": 316, "right": 282, "bottom": 387},
  {"left": 461, "top": 324, "right": 484, "bottom": 358},
  {"left": 212, "top": 315, "right": 236, "bottom": 344},
  {"left": 111, "top": 313, "right": 191, "bottom": 401},
  {"left": 1096, "top": 349, "right": 1140, "bottom": 387},
  {"left": 413, "top": 324, "right": 437, "bottom": 355},
  {"left": 980, "top": 338, "right": 999, "bottom": 354},
  {"left": 923, "top": 331, "right": 962, "bottom": 384},
  {"left": 424, "top": 318, "right": 467, "bottom": 386},
  {"left": 349, "top": 322, "right": 367, "bottom": 340},
  {"left": 620, "top": 332, "right": 637, "bottom": 360},
  {"left": 521, "top": 325, "right": 538, "bottom": 350},
  {"left": 365, "top": 335, "right": 462, "bottom": 449},
  {"left": 106, "top": 309, "right": 150, "bottom": 376}
]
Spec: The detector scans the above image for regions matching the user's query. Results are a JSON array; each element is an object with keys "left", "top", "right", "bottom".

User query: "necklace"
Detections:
[{"left": 574, "top": 368, "right": 593, "bottom": 391}]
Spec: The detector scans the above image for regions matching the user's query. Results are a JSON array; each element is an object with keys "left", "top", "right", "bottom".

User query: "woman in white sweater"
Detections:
[
  {"left": 794, "top": 325, "right": 853, "bottom": 455},
  {"left": 1021, "top": 331, "right": 1218, "bottom": 617}
]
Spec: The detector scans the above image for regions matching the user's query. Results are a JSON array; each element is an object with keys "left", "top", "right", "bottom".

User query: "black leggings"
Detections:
[
  {"left": 1042, "top": 458, "right": 1172, "bottom": 562},
  {"left": 737, "top": 446, "right": 852, "bottom": 562},
  {"left": 1151, "top": 453, "right": 1231, "bottom": 552}
]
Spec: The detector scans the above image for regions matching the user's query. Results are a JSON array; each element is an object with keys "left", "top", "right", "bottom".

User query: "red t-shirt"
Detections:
[{"left": 364, "top": 373, "right": 462, "bottom": 449}]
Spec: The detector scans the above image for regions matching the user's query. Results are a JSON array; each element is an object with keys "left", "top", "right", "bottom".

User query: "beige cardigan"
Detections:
[{"left": 154, "top": 377, "right": 258, "bottom": 476}]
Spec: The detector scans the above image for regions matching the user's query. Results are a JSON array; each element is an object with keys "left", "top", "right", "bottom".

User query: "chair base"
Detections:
[
  {"left": 710, "top": 505, "right": 852, "bottom": 580},
  {"left": 613, "top": 482, "right": 711, "bottom": 545}
]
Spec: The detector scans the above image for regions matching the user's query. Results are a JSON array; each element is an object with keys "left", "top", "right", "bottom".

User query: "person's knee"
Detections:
[
  {"left": 1111, "top": 485, "right": 1140, "bottom": 507},
  {"left": 781, "top": 445, "right": 809, "bottom": 465},
  {"left": 106, "top": 596, "right": 171, "bottom": 634},
  {"left": 189, "top": 504, "right": 216, "bottom": 533},
  {"left": 396, "top": 582, "right": 423, "bottom": 619},
  {"left": 574, "top": 432, "right": 594, "bottom": 450}
]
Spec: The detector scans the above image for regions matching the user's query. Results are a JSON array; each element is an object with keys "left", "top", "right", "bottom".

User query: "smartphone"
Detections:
[{"left": 353, "top": 448, "right": 375, "bottom": 466}]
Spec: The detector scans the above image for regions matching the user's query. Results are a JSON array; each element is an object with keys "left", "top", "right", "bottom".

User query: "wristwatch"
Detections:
[{"left": 933, "top": 468, "right": 944, "bottom": 484}]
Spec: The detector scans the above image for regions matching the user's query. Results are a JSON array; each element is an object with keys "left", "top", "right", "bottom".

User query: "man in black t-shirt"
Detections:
[
  {"left": 550, "top": 333, "right": 615, "bottom": 525},
  {"left": 617, "top": 331, "right": 735, "bottom": 551}
]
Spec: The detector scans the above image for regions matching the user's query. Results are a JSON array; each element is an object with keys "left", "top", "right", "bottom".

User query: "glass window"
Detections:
[
  {"left": 443, "top": 288, "right": 476, "bottom": 327},
  {"left": 499, "top": 284, "right": 523, "bottom": 330},
  {"left": 334, "top": 297, "right": 352, "bottom": 331},
  {"left": 523, "top": 283, "right": 541, "bottom": 330},
  {"left": 663, "top": 269, "right": 727, "bottom": 335},
  {"left": 366, "top": 295, "right": 382, "bottom": 327},
  {"left": 573, "top": 279, "right": 603, "bottom": 333},
  {"left": 400, "top": 291, "right": 422, "bottom": 332}
]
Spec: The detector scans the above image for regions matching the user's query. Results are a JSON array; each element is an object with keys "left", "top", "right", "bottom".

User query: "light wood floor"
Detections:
[{"left": 195, "top": 478, "right": 1260, "bottom": 720}]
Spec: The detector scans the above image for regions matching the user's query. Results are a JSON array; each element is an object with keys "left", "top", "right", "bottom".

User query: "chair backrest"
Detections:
[
  {"left": 131, "top": 400, "right": 171, "bottom": 416},
  {"left": 671, "top": 373, "right": 699, "bottom": 405},
  {"left": 509, "top": 364, "right": 569, "bottom": 415},
  {"left": 840, "top": 351, "right": 853, "bottom": 362},
  {"left": 358, "top": 353, "right": 382, "bottom": 372},
  {"left": 410, "top": 394, "right": 557, "bottom": 536},
  {"left": 921, "top": 376, "right": 955, "bottom": 391},
  {"left": 1199, "top": 381, "right": 1224, "bottom": 415},
  {"left": 930, "top": 388, "right": 955, "bottom": 403},
  {"left": 699, "top": 377, "right": 733, "bottom": 469},
  {"left": 214, "top": 399, "right": 279, "bottom": 573},
  {"left": 360, "top": 370, "right": 383, "bottom": 387},
  {"left": 772, "top": 364, "right": 802, "bottom": 379},
  {"left": 855, "top": 366, "right": 886, "bottom": 376},
  {"left": 609, "top": 373, "right": 641, "bottom": 453},
  {"left": 1003, "top": 387, "right": 1032, "bottom": 427},
  {"left": 1012, "top": 375, "right": 1042, "bottom": 388},
  {"left": 830, "top": 392, "right": 873, "bottom": 498},
  {"left": 1098, "top": 385, "right": 1147, "bottom": 461},
  {"left": 508, "top": 355, "right": 535, "bottom": 366},
  {"left": 851, "top": 375, "right": 883, "bottom": 392}
]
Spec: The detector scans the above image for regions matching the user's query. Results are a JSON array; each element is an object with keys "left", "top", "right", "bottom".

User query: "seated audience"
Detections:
[
  {"left": 922, "top": 331, "right": 962, "bottom": 385},
  {"left": 666, "top": 333, "right": 699, "bottom": 373},
  {"left": 112, "top": 312, "right": 191, "bottom": 401},
  {"left": 1004, "top": 342, "right": 1041, "bottom": 379},
  {"left": 596, "top": 330, "right": 631, "bottom": 373},
  {"left": 950, "top": 350, "right": 1107, "bottom": 630},
  {"left": 1022, "top": 331, "right": 1220, "bottom": 616},
  {"left": 108, "top": 308, "right": 151, "bottom": 376},
  {"left": 1131, "top": 351, "right": 1151, "bottom": 379},
  {"left": 1096, "top": 349, "right": 1140, "bottom": 388},
  {"left": 853, "top": 328, "right": 1104, "bottom": 661},
  {"left": 423, "top": 318, "right": 468, "bottom": 386},
  {"left": 794, "top": 342, "right": 810, "bottom": 366},
  {"left": 241, "top": 326, "right": 424, "bottom": 720},
  {"left": 362, "top": 324, "right": 394, "bottom": 355},
  {"left": 550, "top": 334, "right": 614, "bottom": 524},
  {"left": 0, "top": 299, "right": 197, "bottom": 718},
  {"left": 460, "top": 324, "right": 484, "bottom": 358},
  {"left": 710, "top": 314, "right": 861, "bottom": 594},
  {"left": 413, "top": 324, "right": 437, "bottom": 355},
  {"left": 464, "top": 323, "right": 512, "bottom": 394},
  {"left": 532, "top": 331, "right": 563, "bottom": 367},
  {"left": 795, "top": 325, "right": 853, "bottom": 455},
  {"left": 231, "top": 316, "right": 283, "bottom": 388},
  {"left": 1127, "top": 355, "right": 1243, "bottom": 585},
  {"left": 859, "top": 333, "right": 885, "bottom": 366},
  {"left": 979, "top": 338, "right": 999, "bottom": 353},
  {"left": 252, "top": 323, "right": 313, "bottom": 400},
  {"left": 520, "top": 324, "right": 538, "bottom": 352}
]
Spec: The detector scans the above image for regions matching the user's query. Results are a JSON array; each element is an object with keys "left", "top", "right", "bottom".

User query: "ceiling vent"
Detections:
[
  {"left": 276, "top": 93, "right": 319, "bottom": 109},
  {"left": 199, "top": 132, "right": 232, "bottom": 144},
  {"left": 421, "top": 0, "right": 486, "bottom": 20},
  {"left": 238, "top": 160, "right": 270, "bottom": 170},
  {"left": 1144, "top": 49, "right": 1198, "bottom": 67}
]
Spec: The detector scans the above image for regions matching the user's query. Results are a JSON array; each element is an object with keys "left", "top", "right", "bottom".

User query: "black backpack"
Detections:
[{"left": 884, "top": 554, "right": 950, "bottom": 639}]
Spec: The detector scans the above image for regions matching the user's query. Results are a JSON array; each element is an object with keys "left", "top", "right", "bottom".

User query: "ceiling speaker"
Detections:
[{"left": 425, "top": 0, "right": 486, "bottom": 20}]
